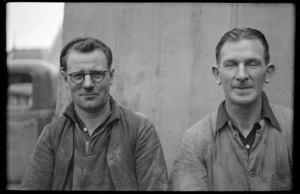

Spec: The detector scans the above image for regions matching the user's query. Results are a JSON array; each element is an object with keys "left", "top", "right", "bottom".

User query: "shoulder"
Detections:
[
  {"left": 44, "top": 116, "right": 69, "bottom": 134},
  {"left": 174, "top": 111, "right": 217, "bottom": 163},
  {"left": 185, "top": 111, "right": 217, "bottom": 138},
  {"left": 118, "top": 104, "right": 149, "bottom": 120},
  {"left": 183, "top": 111, "right": 217, "bottom": 147},
  {"left": 269, "top": 103, "right": 293, "bottom": 132},
  {"left": 116, "top": 104, "right": 158, "bottom": 139},
  {"left": 270, "top": 103, "right": 293, "bottom": 119},
  {"left": 117, "top": 104, "right": 153, "bottom": 128},
  {"left": 39, "top": 116, "right": 70, "bottom": 147}
]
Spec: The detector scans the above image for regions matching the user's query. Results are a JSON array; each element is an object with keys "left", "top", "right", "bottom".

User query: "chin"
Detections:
[
  {"left": 76, "top": 101, "right": 101, "bottom": 111},
  {"left": 231, "top": 95, "right": 258, "bottom": 106},
  {"left": 86, "top": 102, "right": 103, "bottom": 109}
]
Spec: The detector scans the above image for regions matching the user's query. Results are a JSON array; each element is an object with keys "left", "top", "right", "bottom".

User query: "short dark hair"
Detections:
[
  {"left": 60, "top": 37, "right": 113, "bottom": 71},
  {"left": 215, "top": 28, "right": 270, "bottom": 64}
]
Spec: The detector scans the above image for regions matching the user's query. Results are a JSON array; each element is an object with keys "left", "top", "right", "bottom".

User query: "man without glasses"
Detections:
[{"left": 169, "top": 28, "right": 293, "bottom": 191}]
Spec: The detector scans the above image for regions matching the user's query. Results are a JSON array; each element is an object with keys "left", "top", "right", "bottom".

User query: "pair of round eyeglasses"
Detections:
[{"left": 67, "top": 70, "right": 110, "bottom": 84}]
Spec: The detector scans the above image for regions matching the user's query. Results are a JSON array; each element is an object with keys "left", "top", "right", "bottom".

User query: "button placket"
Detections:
[
  {"left": 228, "top": 121, "right": 248, "bottom": 156},
  {"left": 252, "top": 119, "right": 265, "bottom": 149},
  {"left": 251, "top": 129, "right": 263, "bottom": 151},
  {"left": 230, "top": 126, "right": 244, "bottom": 149}
]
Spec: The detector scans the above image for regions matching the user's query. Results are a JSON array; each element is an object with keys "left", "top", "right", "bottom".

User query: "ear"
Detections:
[
  {"left": 109, "top": 68, "right": 114, "bottom": 85},
  {"left": 212, "top": 65, "right": 221, "bottom": 85},
  {"left": 60, "top": 70, "right": 70, "bottom": 89},
  {"left": 264, "top": 63, "right": 275, "bottom": 84}
]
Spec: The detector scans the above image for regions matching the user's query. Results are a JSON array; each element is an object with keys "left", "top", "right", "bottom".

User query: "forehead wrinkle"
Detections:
[
  {"left": 67, "top": 50, "right": 107, "bottom": 63},
  {"left": 221, "top": 52, "right": 263, "bottom": 62},
  {"left": 220, "top": 40, "right": 265, "bottom": 63},
  {"left": 67, "top": 50, "right": 108, "bottom": 72}
]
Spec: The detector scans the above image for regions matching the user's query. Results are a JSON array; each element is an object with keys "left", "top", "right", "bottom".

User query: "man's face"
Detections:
[
  {"left": 61, "top": 49, "right": 114, "bottom": 112},
  {"left": 213, "top": 39, "right": 274, "bottom": 106}
]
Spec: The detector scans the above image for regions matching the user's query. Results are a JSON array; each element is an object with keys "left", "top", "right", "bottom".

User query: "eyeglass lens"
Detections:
[{"left": 70, "top": 71, "right": 107, "bottom": 84}]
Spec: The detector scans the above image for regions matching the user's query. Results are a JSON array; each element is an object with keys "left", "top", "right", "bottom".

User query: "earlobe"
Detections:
[
  {"left": 212, "top": 65, "right": 221, "bottom": 85},
  {"left": 265, "top": 63, "right": 275, "bottom": 84}
]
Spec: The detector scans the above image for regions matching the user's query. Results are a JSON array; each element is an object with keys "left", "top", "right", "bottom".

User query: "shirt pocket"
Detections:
[{"left": 271, "top": 173, "right": 292, "bottom": 191}]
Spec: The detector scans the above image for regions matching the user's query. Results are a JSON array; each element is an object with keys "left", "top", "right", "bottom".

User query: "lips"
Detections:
[
  {"left": 80, "top": 93, "right": 98, "bottom": 96},
  {"left": 234, "top": 87, "right": 252, "bottom": 89}
]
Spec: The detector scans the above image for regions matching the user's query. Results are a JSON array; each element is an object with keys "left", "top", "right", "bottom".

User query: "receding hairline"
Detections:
[
  {"left": 216, "top": 38, "right": 268, "bottom": 65},
  {"left": 215, "top": 28, "right": 270, "bottom": 65},
  {"left": 64, "top": 47, "right": 110, "bottom": 70},
  {"left": 60, "top": 37, "right": 113, "bottom": 71}
]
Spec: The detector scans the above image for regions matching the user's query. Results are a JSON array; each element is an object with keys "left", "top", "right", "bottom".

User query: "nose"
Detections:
[
  {"left": 235, "top": 63, "right": 249, "bottom": 82},
  {"left": 82, "top": 74, "right": 94, "bottom": 88}
]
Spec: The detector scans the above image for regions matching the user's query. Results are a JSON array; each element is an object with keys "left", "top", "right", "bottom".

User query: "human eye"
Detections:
[
  {"left": 91, "top": 71, "right": 104, "bottom": 78},
  {"left": 246, "top": 60, "right": 261, "bottom": 67},
  {"left": 71, "top": 72, "right": 84, "bottom": 80},
  {"left": 223, "top": 61, "right": 236, "bottom": 67}
]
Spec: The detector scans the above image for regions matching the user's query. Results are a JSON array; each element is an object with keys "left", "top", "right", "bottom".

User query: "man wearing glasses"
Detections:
[{"left": 21, "top": 37, "right": 168, "bottom": 190}]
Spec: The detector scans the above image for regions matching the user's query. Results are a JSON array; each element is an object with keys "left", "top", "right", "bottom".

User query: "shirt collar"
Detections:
[
  {"left": 63, "top": 95, "right": 120, "bottom": 125},
  {"left": 261, "top": 91, "right": 281, "bottom": 131},
  {"left": 216, "top": 91, "right": 281, "bottom": 133}
]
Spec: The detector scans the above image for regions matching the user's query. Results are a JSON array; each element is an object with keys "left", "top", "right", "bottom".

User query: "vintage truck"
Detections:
[{"left": 7, "top": 59, "right": 58, "bottom": 187}]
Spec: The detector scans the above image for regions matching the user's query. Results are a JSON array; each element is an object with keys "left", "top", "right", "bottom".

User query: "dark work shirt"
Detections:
[
  {"left": 72, "top": 132, "right": 115, "bottom": 190},
  {"left": 216, "top": 92, "right": 281, "bottom": 155},
  {"left": 229, "top": 121, "right": 261, "bottom": 155}
]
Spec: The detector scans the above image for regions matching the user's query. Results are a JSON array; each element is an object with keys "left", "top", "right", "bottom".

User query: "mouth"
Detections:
[
  {"left": 234, "top": 87, "right": 251, "bottom": 89},
  {"left": 233, "top": 87, "right": 253, "bottom": 93},
  {"left": 80, "top": 93, "right": 98, "bottom": 97}
]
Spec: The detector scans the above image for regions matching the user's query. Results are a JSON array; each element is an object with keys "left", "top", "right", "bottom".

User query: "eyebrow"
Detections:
[
  {"left": 222, "top": 59, "right": 238, "bottom": 64},
  {"left": 222, "top": 57, "right": 263, "bottom": 64},
  {"left": 71, "top": 71, "right": 84, "bottom": 74},
  {"left": 245, "top": 58, "right": 262, "bottom": 64},
  {"left": 70, "top": 70, "right": 107, "bottom": 74}
]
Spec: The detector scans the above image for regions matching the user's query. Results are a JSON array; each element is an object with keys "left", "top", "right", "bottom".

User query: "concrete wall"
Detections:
[{"left": 57, "top": 3, "right": 295, "bottom": 175}]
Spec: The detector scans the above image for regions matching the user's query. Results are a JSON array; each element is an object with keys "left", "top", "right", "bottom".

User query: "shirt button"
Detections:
[
  {"left": 233, "top": 133, "right": 238, "bottom": 138},
  {"left": 245, "top": 144, "right": 250, "bottom": 149},
  {"left": 249, "top": 172, "right": 255, "bottom": 177},
  {"left": 84, "top": 127, "right": 87, "bottom": 132}
]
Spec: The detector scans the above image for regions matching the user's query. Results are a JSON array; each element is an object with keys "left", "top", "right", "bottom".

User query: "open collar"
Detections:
[
  {"left": 215, "top": 91, "right": 281, "bottom": 135},
  {"left": 63, "top": 95, "right": 120, "bottom": 126}
]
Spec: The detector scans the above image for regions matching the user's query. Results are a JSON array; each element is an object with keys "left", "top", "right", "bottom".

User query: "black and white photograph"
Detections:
[{"left": 6, "top": 2, "right": 297, "bottom": 191}]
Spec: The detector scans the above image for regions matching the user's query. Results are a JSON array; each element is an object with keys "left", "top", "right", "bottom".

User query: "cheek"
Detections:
[
  {"left": 96, "top": 84, "right": 111, "bottom": 94},
  {"left": 69, "top": 86, "right": 82, "bottom": 99},
  {"left": 219, "top": 73, "right": 231, "bottom": 85},
  {"left": 97, "top": 78, "right": 111, "bottom": 92},
  {"left": 253, "top": 72, "right": 267, "bottom": 85},
  {"left": 69, "top": 84, "right": 80, "bottom": 92}
]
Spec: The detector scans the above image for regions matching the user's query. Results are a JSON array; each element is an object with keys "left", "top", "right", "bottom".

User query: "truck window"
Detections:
[{"left": 8, "top": 72, "right": 33, "bottom": 109}]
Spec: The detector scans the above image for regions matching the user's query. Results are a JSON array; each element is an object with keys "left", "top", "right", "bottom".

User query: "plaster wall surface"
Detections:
[{"left": 57, "top": 3, "right": 295, "bottom": 175}]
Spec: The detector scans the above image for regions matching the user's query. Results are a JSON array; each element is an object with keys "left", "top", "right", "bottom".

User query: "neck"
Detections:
[
  {"left": 225, "top": 98, "right": 262, "bottom": 135},
  {"left": 74, "top": 100, "right": 111, "bottom": 132}
]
